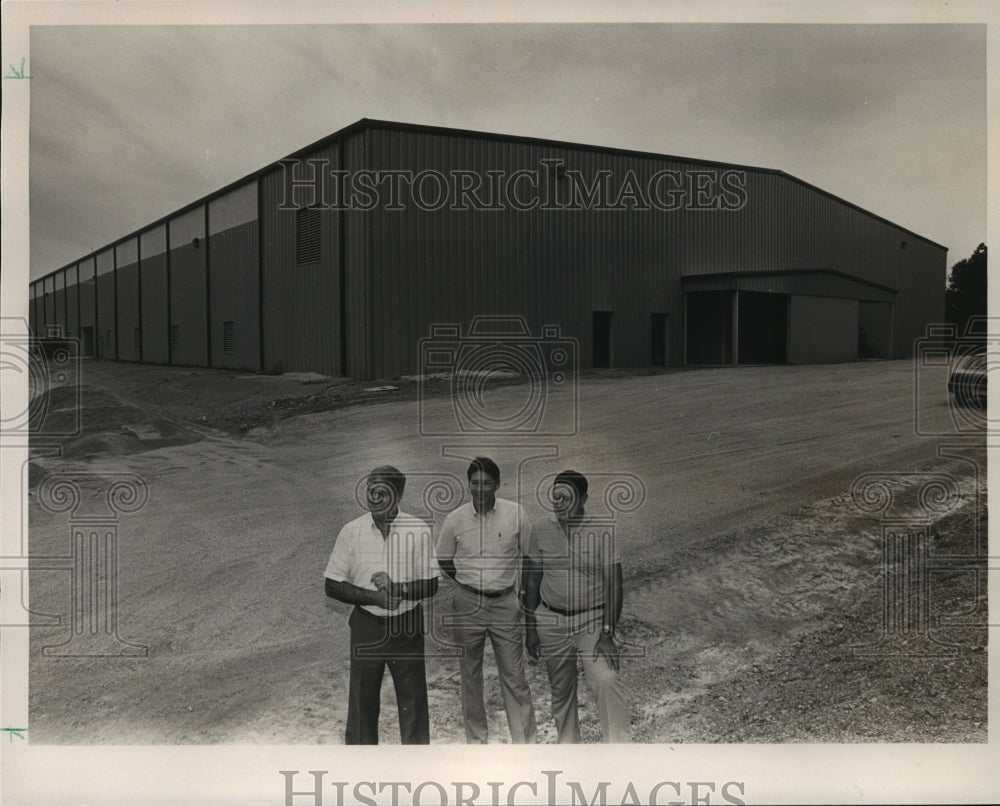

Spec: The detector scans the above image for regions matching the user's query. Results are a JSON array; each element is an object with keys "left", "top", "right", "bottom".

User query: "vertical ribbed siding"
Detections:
[
  {"left": 365, "top": 127, "right": 943, "bottom": 371},
  {"left": 45, "top": 279, "right": 53, "bottom": 332},
  {"left": 115, "top": 238, "right": 141, "bottom": 361},
  {"left": 893, "top": 237, "right": 946, "bottom": 356},
  {"left": 38, "top": 286, "right": 47, "bottom": 333},
  {"left": 53, "top": 271, "right": 67, "bottom": 336},
  {"left": 42, "top": 276, "right": 53, "bottom": 332},
  {"left": 29, "top": 283, "right": 38, "bottom": 335},
  {"left": 765, "top": 175, "right": 943, "bottom": 358},
  {"left": 342, "top": 132, "right": 369, "bottom": 378},
  {"left": 140, "top": 225, "right": 169, "bottom": 364},
  {"left": 95, "top": 248, "right": 116, "bottom": 359},
  {"left": 381, "top": 130, "right": 761, "bottom": 372},
  {"left": 66, "top": 265, "right": 80, "bottom": 341},
  {"left": 209, "top": 182, "right": 260, "bottom": 371},
  {"left": 77, "top": 258, "right": 96, "bottom": 356},
  {"left": 33, "top": 280, "right": 44, "bottom": 333},
  {"left": 36, "top": 121, "right": 945, "bottom": 377},
  {"left": 260, "top": 143, "right": 341, "bottom": 376},
  {"left": 168, "top": 207, "right": 208, "bottom": 367},
  {"left": 368, "top": 128, "right": 776, "bottom": 374}
]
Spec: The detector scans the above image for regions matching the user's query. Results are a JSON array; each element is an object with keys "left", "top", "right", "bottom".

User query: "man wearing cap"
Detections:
[
  {"left": 436, "top": 456, "right": 537, "bottom": 744},
  {"left": 524, "top": 469, "right": 630, "bottom": 743},
  {"left": 324, "top": 465, "right": 439, "bottom": 744}
]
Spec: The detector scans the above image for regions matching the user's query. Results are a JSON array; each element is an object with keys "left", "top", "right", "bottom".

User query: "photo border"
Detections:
[{"left": 1, "top": 2, "right": 996, "bottom": 804}]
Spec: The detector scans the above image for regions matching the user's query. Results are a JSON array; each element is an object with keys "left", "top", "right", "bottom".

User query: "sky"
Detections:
[{"left": 28, "top": 22, "right": 987, "bottom": 280}]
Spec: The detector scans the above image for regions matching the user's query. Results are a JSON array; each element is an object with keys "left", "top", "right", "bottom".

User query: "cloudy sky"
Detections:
[{"left": 29, "top": 22, "right": 986, "bottom": 280}]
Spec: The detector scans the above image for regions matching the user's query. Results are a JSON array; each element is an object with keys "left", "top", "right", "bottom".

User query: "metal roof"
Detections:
[{"left": 682, "top": 267, "right": 898, "bottom": 302}]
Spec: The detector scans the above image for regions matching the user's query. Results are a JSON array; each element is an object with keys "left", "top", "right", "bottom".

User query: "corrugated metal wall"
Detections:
[
  {"left": 893, "top": 237, "right": 945, "bottom": 355},
  {"left": 683, "top": 272, "right": 895, "bottom": 303},
  {"left": 42, "top": 283, "right": 49, "bottom": 333},
  {"left": 342, "top": 132, "right": 370, "bottom": 379},
  {"left": 116, "top": 238, "right": 141, "bottom": 361},
  {"left": 140, "top": 225, "right": 169, "bottom": 364},
  {"left": 95, "top": 248, "right": 116, "bottom": 359},
  {"left": 31, "top": 120, "right": 945, "bottom": 377},
  {"left": 66, "top": 265, "right": 80, "bottom": 341},
  {"left": 42, "top": 276, "right": 54, "bottom": 333},
  {"left": 53, "top": 271, "right": 67, "bottom": 336},
  {"left": 361, "top": 129, "right": 749, "bottom": 376},
  {"left": 763, "top": 174, "right": 942, "bottom": 358},
  {"left": 29, "top": 283, "right": 39, "bottom": 334},
  {"left": 260, "top": 142, "right": 342, "bottom": 375},
  {"left": 168, "top": 207, "right": 208, "bottom": 367},
  {"left": 78, "top": 257, "right": 96, "bottom": 356},
  {"left": 209, "top": 182, "right": 260, "bottom": 371},
  {"left": 360, "top": 126, "right": 943, "bottom": 375}
]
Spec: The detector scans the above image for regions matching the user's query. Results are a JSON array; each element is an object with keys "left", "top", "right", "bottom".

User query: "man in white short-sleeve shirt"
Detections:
[
  {"left": 324, "top": 465, "right": 439, "bottom": 744},
  {"left": 436, "top": 456, "right": 537, "bottom": 744}
]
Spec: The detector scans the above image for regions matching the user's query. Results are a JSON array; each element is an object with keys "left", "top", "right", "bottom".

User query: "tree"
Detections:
[{"left": 945, "top": 243, "right": 987, "bottom": 338}]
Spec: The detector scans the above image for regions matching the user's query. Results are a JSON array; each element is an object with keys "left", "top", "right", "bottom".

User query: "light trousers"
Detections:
[
  {"left": 535, "top": 603, "right": 631, "bottom": 743},
  {"left": 450, "top": 586, "right": 537, "bottom": 744}
]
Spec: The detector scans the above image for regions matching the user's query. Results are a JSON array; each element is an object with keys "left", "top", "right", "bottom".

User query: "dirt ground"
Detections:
[{"left": 26, "top": 358, "right": 987, "bottom": 745}]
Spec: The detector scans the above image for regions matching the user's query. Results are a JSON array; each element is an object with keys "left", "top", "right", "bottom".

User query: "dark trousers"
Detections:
[{"left": 345, "top": 605, "right": 430, "bottom": 745}]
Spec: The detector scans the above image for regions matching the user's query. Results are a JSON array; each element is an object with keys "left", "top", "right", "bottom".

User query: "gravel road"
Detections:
[{"left": 27, "top": 358, "right": 987, "bottom": 744}]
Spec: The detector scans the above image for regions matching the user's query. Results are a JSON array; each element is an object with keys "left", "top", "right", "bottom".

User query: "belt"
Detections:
[
  {"left": 356, "top": 603, "right": 420, "bottom": 621},
  {"left": 542, "top": 599, "right": 603, "bottom": 617},
  {"left": 458, "top": 581, "right": 515, "bottom": 599}
]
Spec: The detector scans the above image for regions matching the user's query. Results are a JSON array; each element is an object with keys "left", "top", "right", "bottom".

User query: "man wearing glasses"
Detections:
[
  {"left": 524, "top": 469, "right": 630, "bottom": 742},
  {"left": 324, "top": 465, "right": 439, "bottom": 744},
  {"left": 436, "top": 456, "right": 538, "bottom": 744}
]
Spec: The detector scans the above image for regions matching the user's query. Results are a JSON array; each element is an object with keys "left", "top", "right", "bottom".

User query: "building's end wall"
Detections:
[{"left": 891, "top": 240, "right": 947, "bottom": 359}]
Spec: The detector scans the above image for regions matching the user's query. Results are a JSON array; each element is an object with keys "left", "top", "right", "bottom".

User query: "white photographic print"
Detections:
[{"left": 1, "top": 2, "right": 996, "bottom": 805}]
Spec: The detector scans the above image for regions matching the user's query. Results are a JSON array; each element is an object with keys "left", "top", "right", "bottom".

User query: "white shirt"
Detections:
[
  {"left": 435, "top": 498, "right": 533, "bottom": 591},
  {"left": 325, "top": 510, "right": 436, "bottom": 616}
]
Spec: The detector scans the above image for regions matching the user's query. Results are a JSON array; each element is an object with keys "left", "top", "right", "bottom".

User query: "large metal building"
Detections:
[{"left": 30, "top": 119, "right": 946, "bottom": 379}]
